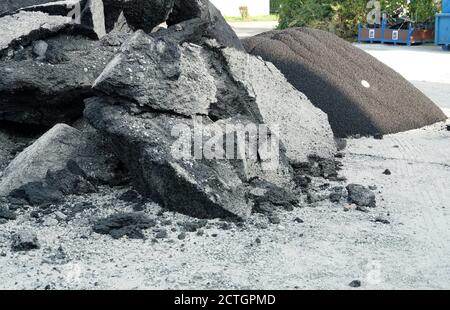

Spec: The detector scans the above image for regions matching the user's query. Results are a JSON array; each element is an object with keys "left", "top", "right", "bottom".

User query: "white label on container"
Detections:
[{"left": 392, "top": 30, "right": 399, "bottom": 41}]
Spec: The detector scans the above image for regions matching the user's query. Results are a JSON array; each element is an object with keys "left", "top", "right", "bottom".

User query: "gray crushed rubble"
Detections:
[{"left": 0, "top": 0, "right": 390, "bottom": 270}]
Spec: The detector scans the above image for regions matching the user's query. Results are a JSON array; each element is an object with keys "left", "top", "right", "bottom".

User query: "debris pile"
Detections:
[
  {"left": 243, "top": 28, "right": 447, "bottom": 137},
  {"left": 0, "top": 0, "right": 386, "bottom": 244}
]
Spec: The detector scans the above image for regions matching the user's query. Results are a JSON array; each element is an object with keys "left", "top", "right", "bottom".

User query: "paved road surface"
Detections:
[
  {"left": 357, "top": 44, "right": 450, "bottom": 110},
  {"left": 229, "top": 21, "right": 278, "bottom": 38}
]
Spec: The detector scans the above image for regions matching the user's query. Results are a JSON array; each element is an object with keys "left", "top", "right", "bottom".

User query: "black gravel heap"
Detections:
[{"left": 243, "top": 28, "right": 447, "bottom": 137}]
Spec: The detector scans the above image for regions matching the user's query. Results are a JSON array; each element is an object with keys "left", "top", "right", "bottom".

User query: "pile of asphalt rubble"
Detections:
[{"left": 0, "top": 0, "right": 413, "bottom": 252}]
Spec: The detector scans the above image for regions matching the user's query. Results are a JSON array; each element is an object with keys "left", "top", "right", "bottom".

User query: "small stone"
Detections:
[
  {"left": 44, "top": 218, "right": 59, "bottom": 226},
  {"left": 218, "top": 222, "right": 232, "bottom": 230},
  {"left": 180, "top": 220, "right": 208, "bottom": 233},
  {"left": 119, "top": 190, "right": 140, "bottom": 202},
  {"left": 374, "top": 133, "right": 384, "bottom": 140},
  {"left": 349, "top": 280, "right": 361, "bottom": 288},
  {"left": 383, "top": 169, "right": 392, "bottom": 175},
  {"left": 343, "top": 205, "right": 353, "bottom": 212},
  {"left": 54, "top": 211, "right": 67, "bottom": 221},
  {"left": 32, "top": 40, "right": 48, "bottom": 58},
  {"left": 375, "top": 216, "right": 390, "bottom": 224},
  {"left": 335, "top": 152, "right": 345, "bottom": 159},
  {"left": 161, "top": 219, "right": 172, "bottom": 226},
  {"left": 307, "top": 192, "right": 324, "bottom": 204},
  {"left": 177, "top": 233, "right": 186, "bottom": 240},
  {"left": 268, "top": 215, "right": 281, "bottom": 225},
  {"left": 45, "top": 45, "right": 69, "bottom": 64},
  {"left": 335, "top": 138, "right": 347, "bottom": 151},
  {"left": 196, "top": 229, "right": 204, "bottom": 236},
  {"left": 132, "top": 204, "right": 145, "bottom": 212},
  {"left": 0, "top": 206, "right": 17, "bottom": 220},
  {"left": 294, "top": 174, "right": 311, "bottom": 188},
  {"left": 329, "top": 192, "right": 342, "bottom": 203},
  {"left": 255, "top": 237, "right": 261, "bottom": 244},
  {"left": 44, "top": 218, "right": 58, "bottom": 226},
  {"left": 294, "top": 217, "right": 304, "bottom": 223},
  {"left": 11, "top": 231, "right": 40, "bottom": 252},
  {"left": 253, "top": 202, "right": 275, "bottom": 215},
  {"left": 30, "top": 211, "right": 40, "bottom": 219},
  {"left": 155, "top": 229, "right": 168, "bottom": 239},
  {"left": 255, "top": 223, "right": 268, "bottom": 230},
  {"left": 346, "top": 184, "right": 376, "bottom": 208},
  {"left": 356, "top": 206, "right": 369, "bottom": 213},
  {"left": 446, "top": 124, "right": 450, "bottom": 131}
]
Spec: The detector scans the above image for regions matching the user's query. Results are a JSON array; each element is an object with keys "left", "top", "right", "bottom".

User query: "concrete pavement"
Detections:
[
  {"left": 356, "top": 44, "right": 450, "bottom": 110},
  {"left": 229, "top": 21, "right": 278, "bottom": 38}
]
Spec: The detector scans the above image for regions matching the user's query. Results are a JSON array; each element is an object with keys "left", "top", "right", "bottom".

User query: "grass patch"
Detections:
[{"left": 225, "top": 15, "right": 279, "bottom": 22}]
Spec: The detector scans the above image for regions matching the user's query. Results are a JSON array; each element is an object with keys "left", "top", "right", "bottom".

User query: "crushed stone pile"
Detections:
[
  {"left": 0, "top": 0, "right": 385, "bottom": 247},
  {"left": 243, "top": 28, "right": 447, "bottom": 138}
]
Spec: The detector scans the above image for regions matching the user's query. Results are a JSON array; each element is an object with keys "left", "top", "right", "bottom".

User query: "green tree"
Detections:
[
  {"left": 409, "top": 0, "right": 440, "bottom": 22},
  {"left": 278, "top": 0, "right": 333, "bottom": 29},
  {"left": 329, "top": 0, "right": 367, "bottom": 39},
  {"left": 278, "top": 0, "right": 441, "bottom": 39}
]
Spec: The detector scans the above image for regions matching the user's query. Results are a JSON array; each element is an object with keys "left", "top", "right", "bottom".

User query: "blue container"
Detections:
[
  {"left": 436, "top": 13, "right": 450, "bottom": 50},
  {"left": 444, "top": 0, "right": 450, "bottom": 14}
]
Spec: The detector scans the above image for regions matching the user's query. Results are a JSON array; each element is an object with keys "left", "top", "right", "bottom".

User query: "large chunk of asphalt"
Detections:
[
  {"left": 0, "top": 11, "right": 71, "bottom": 57},
  {"left": 93, "top": 30, "right": 217, "bottom": 117},
  {"left": 0, "top": 32, "right": 125, "bottom": 126},
  {"left": 84, "top": 98, "right": 252, "bottom": 219},
  {"left": 85, "top": 98, "right": 251, "bottom": 218},
  {"left": 0, "top": 123, "right": 119, "bottom": 202},
  {"left": 167, "top": 0, "right": 244, "bottom": 50},
  {"left": 14, "top": 0, "right": 106, "bottom": 38},
  {"left": 211, "top": 41, "right": 336, "bottom": 164},
  {"left": 0, "top": 0, "right": 60, "bottom": 15},
  {"left": 102, "top": 0, "right": 174, "bottom": 33}
]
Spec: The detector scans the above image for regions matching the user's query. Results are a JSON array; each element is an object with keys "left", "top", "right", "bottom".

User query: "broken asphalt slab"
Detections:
[
  {"left": 0, "top": 32, "right": 126, "bottom": 126},
  {"left": 84, "top": 98, "right": 252, "bottom": 219},
  {"left": 0, "top": 11, "right": 72, "bottom": 57},
  {"left": 0, "top": 123, "right": 119, "bottom": 203}
]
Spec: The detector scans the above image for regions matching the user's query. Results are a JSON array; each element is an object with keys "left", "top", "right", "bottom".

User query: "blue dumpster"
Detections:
[
  {"left": 444, "top": 0, "right": 450, "bottom": 14},
  {"left": 436, "top": 0, "right": 450, "bottom": 50}
]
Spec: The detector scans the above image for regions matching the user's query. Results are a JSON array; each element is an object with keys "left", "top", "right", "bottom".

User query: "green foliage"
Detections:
[
  {"left": 278, "top": 0, "right": 333, "bottom": 29},
  {"left": 329, "top": 0, "right": 367, "bottom": 39},
  {"left": 409, "top": 0, "right": 440, "bottom": 22},
  {"left": 270, "top": 0, "right": 283, "bottom": 14},
  {"left": 379, "top": 0, "right": 407, "bottom": 16},
  {"left": 278, "top": 0, "right": 442, "bottom": 39}
]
